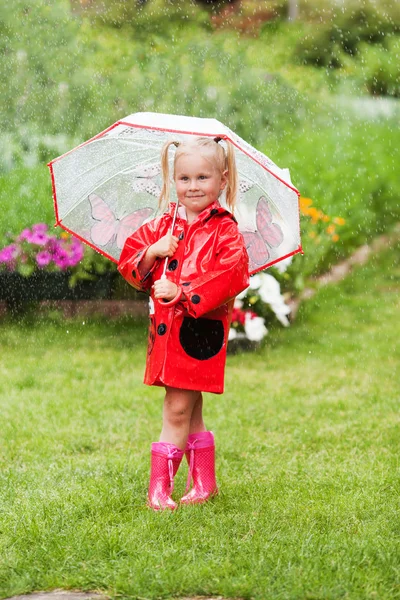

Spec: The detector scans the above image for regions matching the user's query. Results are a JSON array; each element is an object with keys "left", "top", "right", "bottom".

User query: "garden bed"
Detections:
[{"left": 0, "top": 271, "right": 118, "bottom": 306}]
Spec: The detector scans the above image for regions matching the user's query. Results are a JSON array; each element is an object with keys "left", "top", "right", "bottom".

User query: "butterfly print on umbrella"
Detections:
[
  {"left": 238, "top": 178, "right": 254, "bottom": 200},
  {"left": 131, "top": 163, "right": 162, "bottom": 198},
  {"left": 241, "top": 196, "right": 284, "bottom": 272},
  {"left": 88, "top": 193, "right": 153, "bottom": 249}
]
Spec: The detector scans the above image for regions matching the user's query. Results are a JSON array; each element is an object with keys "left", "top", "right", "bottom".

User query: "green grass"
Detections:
[{"left": 0, "top": 244, "right": 399, "bottom": 599}]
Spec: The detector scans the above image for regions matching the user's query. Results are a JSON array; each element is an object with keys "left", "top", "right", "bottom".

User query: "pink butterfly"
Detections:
[
  {"left": 241, "top": 196, "right": 284, "bottom": 271},
  {"left": 88, "top": 193, "right": 153, "bottom": 249}
]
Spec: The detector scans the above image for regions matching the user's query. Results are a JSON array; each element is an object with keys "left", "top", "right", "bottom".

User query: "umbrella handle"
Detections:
[
  {"left": 158, "top": 201, "right": 180, "bottom": 304},
  {"left": 161, "top": 200, "right": 180, "bottom": 277}
]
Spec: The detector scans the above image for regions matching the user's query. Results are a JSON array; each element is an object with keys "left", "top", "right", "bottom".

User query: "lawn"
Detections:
[{"left": 0, "top": 243, "right": 399, "bottom": 600}]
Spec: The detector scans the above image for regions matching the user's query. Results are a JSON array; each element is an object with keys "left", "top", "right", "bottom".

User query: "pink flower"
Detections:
[
  {"left": 36, "top": 251, "right": 52, "bottom": 267},
  {"left": 29, "top": 231, "right": 49, "bottom": 246},
  {"left": 53, "top": 249, "right": 70, "bottom": 270},
  {"left": 0, "top": 244, "right": 19, "bottom": 263},
  {"left": 17, "top": 228, "right": 32, "bottom": 242},
  {"left": 32, "top": 223, "right": 49, "bottom": 233},
  {"left": 1, "top": 224, "right": 86, "bottom": 274},
  {"left": 46, "top": 237, "right": 60, "bottom": 253},
  {"left": 68, "top": 244, "right": 84, "bottom": 266}
]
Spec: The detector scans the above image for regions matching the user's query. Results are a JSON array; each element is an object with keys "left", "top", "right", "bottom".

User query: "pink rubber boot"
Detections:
[
  {"left": 180, "top": 431, "right": 218, "bottom": 505},
  {"left": 147, "top": 442, "right": 184, "bottom": 511}
]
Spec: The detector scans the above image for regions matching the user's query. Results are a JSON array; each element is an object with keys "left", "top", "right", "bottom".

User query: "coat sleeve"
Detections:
[
  {"left": 117, "top": 218, "right": 162, "bottom": 292},
  {"left": 180, "top": 220, "right": 249, "bottom": 318}
]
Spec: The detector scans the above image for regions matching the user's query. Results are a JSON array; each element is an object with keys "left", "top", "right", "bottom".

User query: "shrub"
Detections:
[
  {"left": 360, "top": 37, "right": 400, "bottom": 98},
  {"left": 294, "top": 1, "right": 400, "bottom": 77}
]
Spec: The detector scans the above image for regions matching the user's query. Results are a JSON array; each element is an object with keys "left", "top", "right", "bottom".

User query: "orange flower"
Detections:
[
  {"left": 60, "top": 232, "right": 70, "bottom": 240},
  {"left": 332, "top": 234, "right": 339, "bottom": 242},
  {"left": 321, "top": 214, "right": 330, "bottom": 222},
  {"left": 300, "top": 196, "right": 313, "bottom": 210},
  {"left": 333, "top": 217, "right": 346, "bottom": 226},
  {"left": 306, "top": 207, "right": 319, "bottom": 221},
  {"left": 327, "top": 224, "right": 336, "bottom": 235}
]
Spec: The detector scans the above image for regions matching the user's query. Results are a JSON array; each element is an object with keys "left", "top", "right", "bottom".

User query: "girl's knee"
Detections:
[{"left": 164, "top": 388, "right": 198, "bottom": 425}]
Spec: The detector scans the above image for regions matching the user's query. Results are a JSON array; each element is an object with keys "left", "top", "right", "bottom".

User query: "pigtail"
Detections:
[
  {"left": 158, "top": 140, "right": 179, "bottom": 211},
  {"left": 224, "top": 140, "right": 238, "bottom": 214}
]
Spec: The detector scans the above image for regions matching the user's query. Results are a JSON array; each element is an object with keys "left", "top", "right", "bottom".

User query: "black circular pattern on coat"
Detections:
[
  {"left": 191, "top": 294, "right": 201, "bottom": 304},
  {"left": 132, "top": 269, "right": 136, "bottom": 279},
  {"left": 179, "top": 317, "right": 224, "bottom": 361},
  {"left": 157, "top": 323, "right": 167, "bottom": 335},
  {"left": 182, "top": 282, "right": 190, "bottom": 287},
  {"left": 210, "top": 208, "right": 219, "bottom": 215},
  {"left": 179, "top": 232, "right": 184, "bottom": 240},
  {"left": 168, "top": 259, "right": 178, "bottom": 271}
]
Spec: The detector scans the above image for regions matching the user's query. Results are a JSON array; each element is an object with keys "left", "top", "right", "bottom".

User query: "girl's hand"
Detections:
[
  {"left": 149, "top": 233, "right": 179, "bottom": 259},
  {"left": 153, "top": 278, "right": 179, "bottom": 301}
]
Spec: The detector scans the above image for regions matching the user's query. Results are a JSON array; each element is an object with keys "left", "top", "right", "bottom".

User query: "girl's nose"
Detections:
[{"left": 189, "top": 180, "right": 199, "bottom": 190}]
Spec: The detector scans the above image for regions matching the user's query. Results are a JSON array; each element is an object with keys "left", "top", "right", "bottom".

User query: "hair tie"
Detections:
[
  {"left": 214, "top": 137, "right": 222, "bottom": 143},
  {"left": 173, "top": 141, "right": 180, "bottom": 148}
]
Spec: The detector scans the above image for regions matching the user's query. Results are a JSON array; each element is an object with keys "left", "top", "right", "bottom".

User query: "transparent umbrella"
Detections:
[{"left": 48, "top": 112, "right": 302, "bottom": 274}]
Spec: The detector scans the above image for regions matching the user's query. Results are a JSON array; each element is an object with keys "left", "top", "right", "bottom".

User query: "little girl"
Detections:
[{"left": 118, "top": 136, "right": 249, "bottom": 510}]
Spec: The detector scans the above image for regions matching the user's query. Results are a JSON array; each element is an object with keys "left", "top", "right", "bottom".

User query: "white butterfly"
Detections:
[{"left": 130, "top": 163, "right": 162, "bottom": 198}]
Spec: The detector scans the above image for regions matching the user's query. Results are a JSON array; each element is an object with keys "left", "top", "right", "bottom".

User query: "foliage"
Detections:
[
  {"left": 1, "top": 0, "right": 399, "bottom": 163},
  {"left": 0, "top": 1, "right": 84, "bottom": 136},
  {"left": 265, "top": 113, "right": 400, "bottom": 290},
  {"left": 1, "top": 0, "right": 306, "bottom": 172},
  {"left": 88, "top": 0, "right": 211, "bottom": 30},
  {"left": 360, "top": 37, "right": 400, "bottom": 98},
  {"left": 294, "top": 1, "right": 400, "bottom": 76},
  {"left": 0, "top": 223, "right": 116, "bottom": 286}
]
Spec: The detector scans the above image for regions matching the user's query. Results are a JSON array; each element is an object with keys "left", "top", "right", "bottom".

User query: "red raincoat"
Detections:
[{"left": 118, "top": 200, "right": 249, "bottom": 394}]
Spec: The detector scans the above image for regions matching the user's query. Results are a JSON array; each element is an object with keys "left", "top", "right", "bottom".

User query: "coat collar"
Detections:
[{"left": 166, "top": 200, "right": 233, "bottom": 224}]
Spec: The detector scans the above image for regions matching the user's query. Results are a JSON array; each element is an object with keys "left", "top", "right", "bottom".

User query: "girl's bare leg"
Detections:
[
  {"left": 159, "top": 387, "right": 201, "bottom": 450},
  {"left": 189, "top": 392, "right": 206, "bottom": 435}
]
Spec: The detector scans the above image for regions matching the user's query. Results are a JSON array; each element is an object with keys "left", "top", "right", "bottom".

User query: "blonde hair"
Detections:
[{"left": 158, "top": 136, "right": 238, "bottom": 214}]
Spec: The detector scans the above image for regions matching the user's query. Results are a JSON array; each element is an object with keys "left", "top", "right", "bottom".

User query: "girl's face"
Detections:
[{"left": 174, "top": 152, "right": 227, "bottom": 222}]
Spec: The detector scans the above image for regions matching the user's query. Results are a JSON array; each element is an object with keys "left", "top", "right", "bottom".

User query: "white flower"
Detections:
[
  {"left": 258, "top": 273, "right": 291, "bottom": 327},
  {"left": 244, "top": 314, "right": 268, "bottom": 341},
  {"left": 249, "top": 274, "right": 261, "bottom": 289},
  {"left": 258, "top": 273, "right": 281, "bottom": 303},
  {"left": 234, "top": 298, "right": 243, "bottom": 309},
  {"left": 236, "top": 286, "right": 249, "bottom": 300},
  {"left": 271, "top": 303, "right": 291, "bottom": 327},
  {"left": 228, "top": 327, "right": 238, "bottom": 341},
  {"left": 274, "top": 255, "right": 293, "bottom": 273}
]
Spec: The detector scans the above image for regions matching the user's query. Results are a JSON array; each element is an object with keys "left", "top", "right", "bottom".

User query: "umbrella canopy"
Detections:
[{"left": 48, "top": 112, "right": 302, "bottom": 275}]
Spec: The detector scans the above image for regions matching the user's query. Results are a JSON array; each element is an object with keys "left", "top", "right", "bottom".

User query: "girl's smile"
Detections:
[{"left": 174, "top": 152, "right": 227, "bottom": 222}]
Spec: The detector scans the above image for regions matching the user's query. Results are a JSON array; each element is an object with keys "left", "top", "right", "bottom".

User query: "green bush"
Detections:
[
  {"left": 264, "top": 111, "right": 400, "bottom": 291},
  {"left": 360, "top": 37, "right": 400, "bottom": 98},
  {"left": 294, "top": 26, "right": 344, "bottom": 68},
  {"left": 0, "top": 4, "right": 305, "bottom": 171},
  {"left": 294, "top": 1, "right": 400, "bottom": 79}
]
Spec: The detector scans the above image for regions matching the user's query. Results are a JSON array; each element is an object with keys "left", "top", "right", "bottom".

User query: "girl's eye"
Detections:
[{"left": 199, "top": 175, "right": 207, "bottom": 180}]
